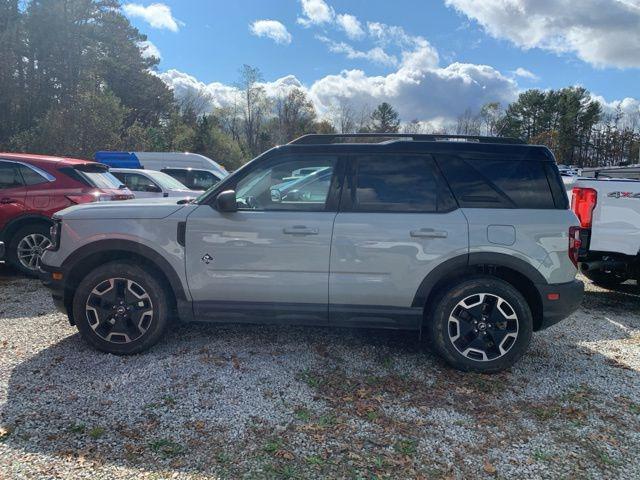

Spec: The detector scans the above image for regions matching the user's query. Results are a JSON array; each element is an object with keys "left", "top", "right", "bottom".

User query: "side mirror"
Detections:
[
  {"left": 145, "top": 184, "right": 162, "bottom": 193},
  {"left": 216, "top": 190, "right": 238, "bottom": 212}
]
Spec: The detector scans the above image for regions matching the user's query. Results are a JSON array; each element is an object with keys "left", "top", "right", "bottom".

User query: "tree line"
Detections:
[{"left": 1, "top": 0, "right": 638, "bottom": 170}]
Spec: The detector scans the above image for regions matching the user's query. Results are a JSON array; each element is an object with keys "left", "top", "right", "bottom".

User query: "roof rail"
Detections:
[{"left": 288, "top": 133, "right": 524, "bottom": 145}]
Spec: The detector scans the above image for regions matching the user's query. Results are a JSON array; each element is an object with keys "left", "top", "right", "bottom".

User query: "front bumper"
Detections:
[
  {"left": 38, "top": 262, "right": 68, "bottom": 316},
  {"left": 535, "top": 279, "right": 584, "bottom": 330}
]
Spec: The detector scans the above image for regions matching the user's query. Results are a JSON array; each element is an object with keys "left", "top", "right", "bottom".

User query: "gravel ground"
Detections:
[{"left": 0, "top": 263, "right": 639, "bottom": 479}]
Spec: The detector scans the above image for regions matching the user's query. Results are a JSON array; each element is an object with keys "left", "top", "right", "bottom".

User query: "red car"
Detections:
[{"left": 0, "top": 153, "right": 134, "bottom": 275}]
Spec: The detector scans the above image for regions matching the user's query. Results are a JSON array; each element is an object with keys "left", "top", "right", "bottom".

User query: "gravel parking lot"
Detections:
[{"left": 1, "top": 264, "right": 639, "bottom": 479}]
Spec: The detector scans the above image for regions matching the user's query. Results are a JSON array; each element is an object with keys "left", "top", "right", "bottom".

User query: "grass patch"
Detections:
[
  {"left": 629, "top": 403, "right": 640, "bottom": 415},
  {"left": 297, "top": 369, "right": 323, "bottom": 388},
  {"left": 381, "top": 356, "right": 393, "bottom": 368},
  {"left": 305, "top": 455, "right": 325, "bottom": 466},
  {"left": 366, "top": 410, "right": 379, "bottom": 422},
  {"left": 532, "top": 449, "right": 553, "bottom": 462},
  {"left": 294, "top": 407, "right": 311, "bottom": 422},
  {"left": 149, "top": 438, "right": 185, "bottom": 458},
  {"left": 531, "top": 404, "right": 561, "bottom": 421},
  {"left": 67, "top": 423, "right": 86, "bottom": 434},
  {"left": 264, "top": 463, "right": 298, "bottom": 479},
  {"left": 467, "top": 374, "right": 506, "bottom": 394},
  {"left": 318, "top": 414, "right": 336, "bottom": 428},
  {"left": 263, "top": 438, "right": 284, "bottom": 454},
  {"left": 394, "top": 439, "right": 417, "bottom": 456},
  {"left": 597, "top": 450, "right": 621, "bottom": 467},
  {"left": 88, "top": 427, "right": 105, "bottom": 439}
]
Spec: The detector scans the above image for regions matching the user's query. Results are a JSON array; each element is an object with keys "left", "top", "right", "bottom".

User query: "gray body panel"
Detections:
[
  {"left": 329, "top": 210, "right": 469, "bottom": 309},
  {"left": 465, "top": 208, "right": 578, "bottom": 284},
  {"left": 185, "top": 205, "right": 334, "bottom": 321},
  {"left": 42, "top": 201, "right": 194, "bottom": 301}
]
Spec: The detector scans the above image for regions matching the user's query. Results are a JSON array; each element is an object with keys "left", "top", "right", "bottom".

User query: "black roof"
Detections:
[
  {"left": 288, "top": 133, "right": 523, "bottom": 145},
  {"left": 271, "top": 134, "right": 553, "bottom": 161}
]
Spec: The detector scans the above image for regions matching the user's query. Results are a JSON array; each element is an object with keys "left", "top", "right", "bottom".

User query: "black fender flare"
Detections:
[
  {"left": 0, "top": 214, "right": 53, "bottom": 242},
  {"left": 411, "top": 252, "right": 547, "bottom": 308},
  {"left": 61, "top": 239, "right": 189, "bottom": 302}
]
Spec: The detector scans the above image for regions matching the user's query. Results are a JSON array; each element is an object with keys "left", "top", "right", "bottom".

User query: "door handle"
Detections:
[
  {"left": 283, "top": 225, "right": 319, "bottom": 235},
  {"left": 410, "top": 228, "right": 448, "bottom": 238},
  {"left": 0, "top": 198, "right": 14, "bottom": 205}
]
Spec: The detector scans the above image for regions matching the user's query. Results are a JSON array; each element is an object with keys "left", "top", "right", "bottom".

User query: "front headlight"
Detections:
[{"left": 48, "top": 219, "right": 61, "bottom": 251}]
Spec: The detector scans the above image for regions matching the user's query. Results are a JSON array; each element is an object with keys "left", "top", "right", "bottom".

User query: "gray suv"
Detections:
[{"left": 40, "top": 134, "right": 584, "bottom": 373}]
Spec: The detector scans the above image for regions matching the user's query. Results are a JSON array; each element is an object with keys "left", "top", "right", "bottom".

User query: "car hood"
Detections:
[{"left": 55, "top": 198, "right": 189, "bottom": 220}]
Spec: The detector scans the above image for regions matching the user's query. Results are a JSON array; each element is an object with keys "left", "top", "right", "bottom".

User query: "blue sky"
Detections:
[{"left": 123, "top": 0, "right": 640, "bottom": 125}]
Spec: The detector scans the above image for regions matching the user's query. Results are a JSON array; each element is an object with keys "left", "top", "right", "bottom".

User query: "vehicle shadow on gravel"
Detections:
[{"left": 2, "top": 286, "right": 639, "bottom": 477}]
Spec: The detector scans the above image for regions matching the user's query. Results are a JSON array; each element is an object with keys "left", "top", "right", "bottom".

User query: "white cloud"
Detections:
[
  {"left": 138, "top": 40, "right": 161, "bottom": 60},
  {"left": 159, "top": 58, "right": 519, "bottom": 128},
  {"left": 511, "top": 67, "right": 538, "bottom": 81},
  {"left": 445, "top": 0, "right": 640, "bottom": 68},
  {"left": 591, "top": 93, "right": 640, "bottom": 118},
  {"left": 122, "top": 3, "right": 181, "bottom": 32},
  {"left": 317, "top": 36, "right": 397, "bottom": 67},
  {"left": 309, "top": 62, "right": 518, "bottom": 123},
  {"left": 157, "top": 70, "right": 306, "bottom": 111},
  {"left": 297, "top": 0, "right": 334, "bottom": 26},
  {"left": 249, "top": 20, "right": 292, "bottom": 45},
  {"left": 156, "top": 69, "right": 237, "bottom": 109},
  {"left": 336, "top": 14, "right": 364, "bottom": 39}
]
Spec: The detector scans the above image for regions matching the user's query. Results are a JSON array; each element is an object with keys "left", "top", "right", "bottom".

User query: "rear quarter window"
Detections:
[
  {"left": 436, "top": 154, "right": 557, "bottom": 209},
  {"left": 349, "top": 154, "right": 456, "bottom": 213}
]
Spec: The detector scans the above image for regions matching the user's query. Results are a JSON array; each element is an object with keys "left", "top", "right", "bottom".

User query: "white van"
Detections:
[{"left": 95, "top": 151, "right": 229, "bottom": 191}]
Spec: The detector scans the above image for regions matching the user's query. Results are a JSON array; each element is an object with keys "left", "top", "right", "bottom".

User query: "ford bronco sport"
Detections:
[{"left": 40, "top": 134, "right": 584, "bottom": 373}]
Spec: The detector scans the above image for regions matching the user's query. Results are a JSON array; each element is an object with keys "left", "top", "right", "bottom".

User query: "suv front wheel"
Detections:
[
  {"left": 72, "top": 262, "right": 170, "bottom": 355},
  {"left": 427, "top": 276, "right": 533, "bottom": 373}
]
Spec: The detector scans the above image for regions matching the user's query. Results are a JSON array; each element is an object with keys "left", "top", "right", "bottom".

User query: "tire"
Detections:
[
  {"left": 426, "top": 276, "right": 533, "bottom": 373},
  {"left": 7, "top": 223, "right": 52, "bottom": 276},
  {"left": 72, "top": 261, "right": 170, "bottom": 355},
  {"left": 582, "top": 270, "right": 629, "bottom": 288}
]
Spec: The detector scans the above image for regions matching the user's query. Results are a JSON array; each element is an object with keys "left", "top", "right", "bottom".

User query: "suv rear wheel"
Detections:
[
  {"left": 72, "top": 262, "right": 170, "bottom": 355},
  {"left": 8, "top": 224, "right": 51, "bottom": 276},
  {"left": 427, "top": 276, "right": 533, "bottom": 373}
]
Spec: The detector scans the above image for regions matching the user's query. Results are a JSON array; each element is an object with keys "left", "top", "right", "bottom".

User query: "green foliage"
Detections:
[
  {"left": 499, "top": 87, "right": 606, "bottom": 166},
  {"left": 369, "top": 102, "right": 401, "bottom": 133}
]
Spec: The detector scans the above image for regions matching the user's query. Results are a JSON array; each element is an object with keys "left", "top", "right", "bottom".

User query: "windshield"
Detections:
[
  {"left": 79, "top": 170, "right": 125, "bottom": 189},
  {"left": 145, "top": 170, "right": 191, "bottom": 190}
]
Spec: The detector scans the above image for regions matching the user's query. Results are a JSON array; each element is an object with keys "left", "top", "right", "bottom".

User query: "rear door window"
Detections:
[
  {"left": 190, "top": 170, "right": 219, "bottom": 190},
  {"left": 436, "top": 155, "right": 556, "bottom": 209},
  {"left": 18, "top": 165, "right": 49, "bottom": 185},
  {"left": 0, "top": 163, "right": 25, "bottom": 189},
  {"left": 162, "top": 169, "right": 188, "bottom": 185},
  {"left": 349, "top": 155, "right": 456, "bottom": 213},
  {"left": 120, "top": 172, "right": 160, "bottom": 192}
]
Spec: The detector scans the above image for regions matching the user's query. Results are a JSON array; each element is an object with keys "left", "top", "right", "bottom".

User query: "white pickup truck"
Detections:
[{"left": 564, "top": 176, "right": 640, "bottom": 286}]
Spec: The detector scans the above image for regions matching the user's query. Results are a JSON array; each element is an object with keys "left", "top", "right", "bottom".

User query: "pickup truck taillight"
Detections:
[
  {"left": 568, "top": 226, "right": 582, "bottom": 268},
  {"left": 571, "top": 187, "right": 597, "bottom": 228}
]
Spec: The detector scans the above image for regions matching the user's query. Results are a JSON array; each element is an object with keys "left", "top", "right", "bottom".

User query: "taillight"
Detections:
[
  {"left": 571, "top": 187, "right": 597, "bottom": 228},
  {"left": 568, "top": 226, "right": 582, "bottom": 268},
  {"left": 65, "top": 193, "right": 98, "bottom": 204}
]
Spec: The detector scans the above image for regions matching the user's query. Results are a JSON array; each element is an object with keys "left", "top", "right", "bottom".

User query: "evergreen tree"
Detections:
[{"left": 369, "top": 102, "right": 401, "bottom": 133}]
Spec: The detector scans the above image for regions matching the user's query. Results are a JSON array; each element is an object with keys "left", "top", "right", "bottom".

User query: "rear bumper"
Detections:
[
  {"left": 38, "top": 262, "right": 68, "bottom": 315},
  {"left": 535, "top": 279, "right": 584, "bottom": 330}
]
